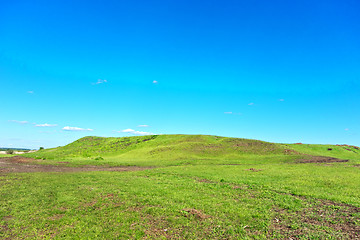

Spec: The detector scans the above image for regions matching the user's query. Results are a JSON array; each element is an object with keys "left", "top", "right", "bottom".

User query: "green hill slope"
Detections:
[
  {"left": 24, "top": 134, "right": 360, "bottom": 166},
  {"left": 282, "top": 143, "right": 360, "bottom": 161},
  {"left": 24, "top": 135, "right": 299, "bottom": 165}
]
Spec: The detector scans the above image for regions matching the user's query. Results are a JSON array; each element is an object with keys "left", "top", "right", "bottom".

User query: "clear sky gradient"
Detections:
[{"left": 1, "top": 0, "right": 359, "bottom": 149}]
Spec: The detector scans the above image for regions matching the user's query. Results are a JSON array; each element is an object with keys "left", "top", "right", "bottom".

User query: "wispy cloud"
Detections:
[
  {"left": 224, "top": 112, "right": 241, "bottom": 115},
  {"left": 62, "top": 126, "right": 93, "bottom": 131},
  {"left": 248, "top": 102, "right": 254, "bottom": 106},
  {"left": 345, "top": 128, "right": 349, "bottom": 131},
  {"left": 27, "top": 91, "right": 34, "bottom": 94},
  {"left": 116, "top": 129, "right": 154, "bottom": 135},
  {"left": 93, "top": 79, "right": 108, "bottom": 85},
  {"left": 137, "top": 125, "right": 150, "bottom": 127},
  {"left": 9, "top": 120, "right": 28, "bottom": 124},
  {"left": 35, "top": 123, "right": 58, "bottom": 127},
  {"left": 279, "top": 99, "right": 285, "bottom": 102},
  {"left": 152, "top": 80, "right": 158, "bottom": 84}
]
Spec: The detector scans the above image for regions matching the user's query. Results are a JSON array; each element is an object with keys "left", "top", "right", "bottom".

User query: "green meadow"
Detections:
[{"left": 1, "top": 135, "right": 359, "bottom": 239}]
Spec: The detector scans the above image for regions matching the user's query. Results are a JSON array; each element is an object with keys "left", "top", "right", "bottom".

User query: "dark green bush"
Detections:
[{"left": 6, "top": 149, "right": 14, "bottom": 154}]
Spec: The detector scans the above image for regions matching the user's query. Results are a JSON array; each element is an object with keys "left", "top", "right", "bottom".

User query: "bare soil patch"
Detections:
[
  {"left": 0, "top": 156, "right": 152, "bottom": 173},
  {"left": 196, "top": 178, "right": 215, "bottom": 184},
  {"left": 269, "top": 198, "right": 360, "bottom": 239},
  {"left": 245, "top": 168, "right": 263, "bottom": 172},
  {"left": 297, "top": 156, "right": 349, "bottom": 163},
  {"left": 181, "top": 208, "right": 211, "bottom": 220}
]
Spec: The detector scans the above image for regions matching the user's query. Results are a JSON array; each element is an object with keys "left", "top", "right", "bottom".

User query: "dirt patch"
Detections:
[
  {"left": 297, "top": 156, "right": 349, "bottom": 163},
  {"left": 141, "top": 217, "right": 177, "bottom": 239},
  {"left": 284, "top": 149, "right": 301, "bottom": 155},
  {"left": 81, "top": 201, "right": 98, "bottom": 208},
  {"left": 0, "top": 215, "right": 15, "bottom": 240},
  {"left": 336, "top": 144, "right": 360, "bottom": 150},
  {"left": 196, "top": 178, "right": 216, "bottom": 184},
  {"left": 245, "top": 168, "right": 263, "bottom": 172},
  {"left": 0, "top": 224, "right": 10, "bottom": 238},
  {"left": 0, "top": 156, "right": 153, "bottom": 173},
  {"left": 102, "top": 193, "right": 115, "bottom": 199},
  {"left": 2, "top": 215, "right": 13, "bottom": 221},
  {"left": 269, "top": 198, "right": 360, "bottom": 239},
  {"left": 181, "top": 208, "right": 211, "bottom": 220}
]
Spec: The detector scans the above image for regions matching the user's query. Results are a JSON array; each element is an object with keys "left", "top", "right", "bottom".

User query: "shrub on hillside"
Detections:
[{"left": 6, "top": 149, "right": 14, "bottom": 154}]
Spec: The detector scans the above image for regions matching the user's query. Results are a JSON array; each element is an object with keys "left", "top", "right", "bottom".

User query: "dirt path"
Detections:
[
  {"left": 297, "top": 156, "right": 349, "bottom": 163},
  {"left": 0, "top": 156, "right": 152, "bottom": 173}
]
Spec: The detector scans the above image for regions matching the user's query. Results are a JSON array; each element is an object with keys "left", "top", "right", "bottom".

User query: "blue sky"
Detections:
[{"left": 1, "top": 0, "right": 359, "bottom": 149}]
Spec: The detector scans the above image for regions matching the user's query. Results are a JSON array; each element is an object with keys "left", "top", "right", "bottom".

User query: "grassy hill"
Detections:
[
  {"left": 282, "top": 143, "right": 360, "bottom": 161},
  {"left": 24, "top": 134, "right": 360, "bottom": 166},
  {"left": 24, "top": 134, "right": 301, "bottom": 166},
  {"left": 3, "top": 134, "right": 360, "bottom": 239}
]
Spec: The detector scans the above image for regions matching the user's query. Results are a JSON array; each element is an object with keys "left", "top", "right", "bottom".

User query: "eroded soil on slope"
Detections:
[
  {"left": 0, "top": 156, "right": 152, "bottom": 173},
  {"left": 297, "top": 156, "right": 349, "bottom": 163}
]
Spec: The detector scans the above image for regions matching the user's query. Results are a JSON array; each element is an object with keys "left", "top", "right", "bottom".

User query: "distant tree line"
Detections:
[{"left": 0, "top": 148, "right": 31, "bottom": 151}]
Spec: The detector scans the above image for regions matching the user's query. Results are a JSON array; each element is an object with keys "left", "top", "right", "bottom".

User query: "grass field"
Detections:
[{"left": 1, "top": 135, "right": 359, "bottom": 239}]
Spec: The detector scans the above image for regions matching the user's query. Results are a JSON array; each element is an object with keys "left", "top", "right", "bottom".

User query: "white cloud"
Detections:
[
  {"left": 138, "top": 125, "right": 150, "bottom": 127},
  {"left": 93, "top": 79, "right": 108, "bottom": 85},
  {"left": 279, "top": 99, "right": 285, "bottom": 102},
  {"left": 9, "top": 120, "right": 28, "bottom": 124},
  {"left": 116, "top": 129, "right": 154, "bottom": 135},
  {"left": 345, "top": 128, "right": 349, "bottom": 131},
  {"left": 120, "top": 129, "right": 136, "bottom": 133},
  {"left": 35, "top": 123, "right": 58, "bottom": 127},
  {"left": 224, "top": 112, "right": 232, "bottom": 114},
  {"left": 248, "top": 103, "right": 254, "bottom": 106},
  {"left": 62, "top": 126, "right": 93, "bottom": 131},
  {"left": 152, "top": 80, "right": 158, "bottom": 84},
  {"left": 27, "top": 91, "right": 34, "bottom": 94}
]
